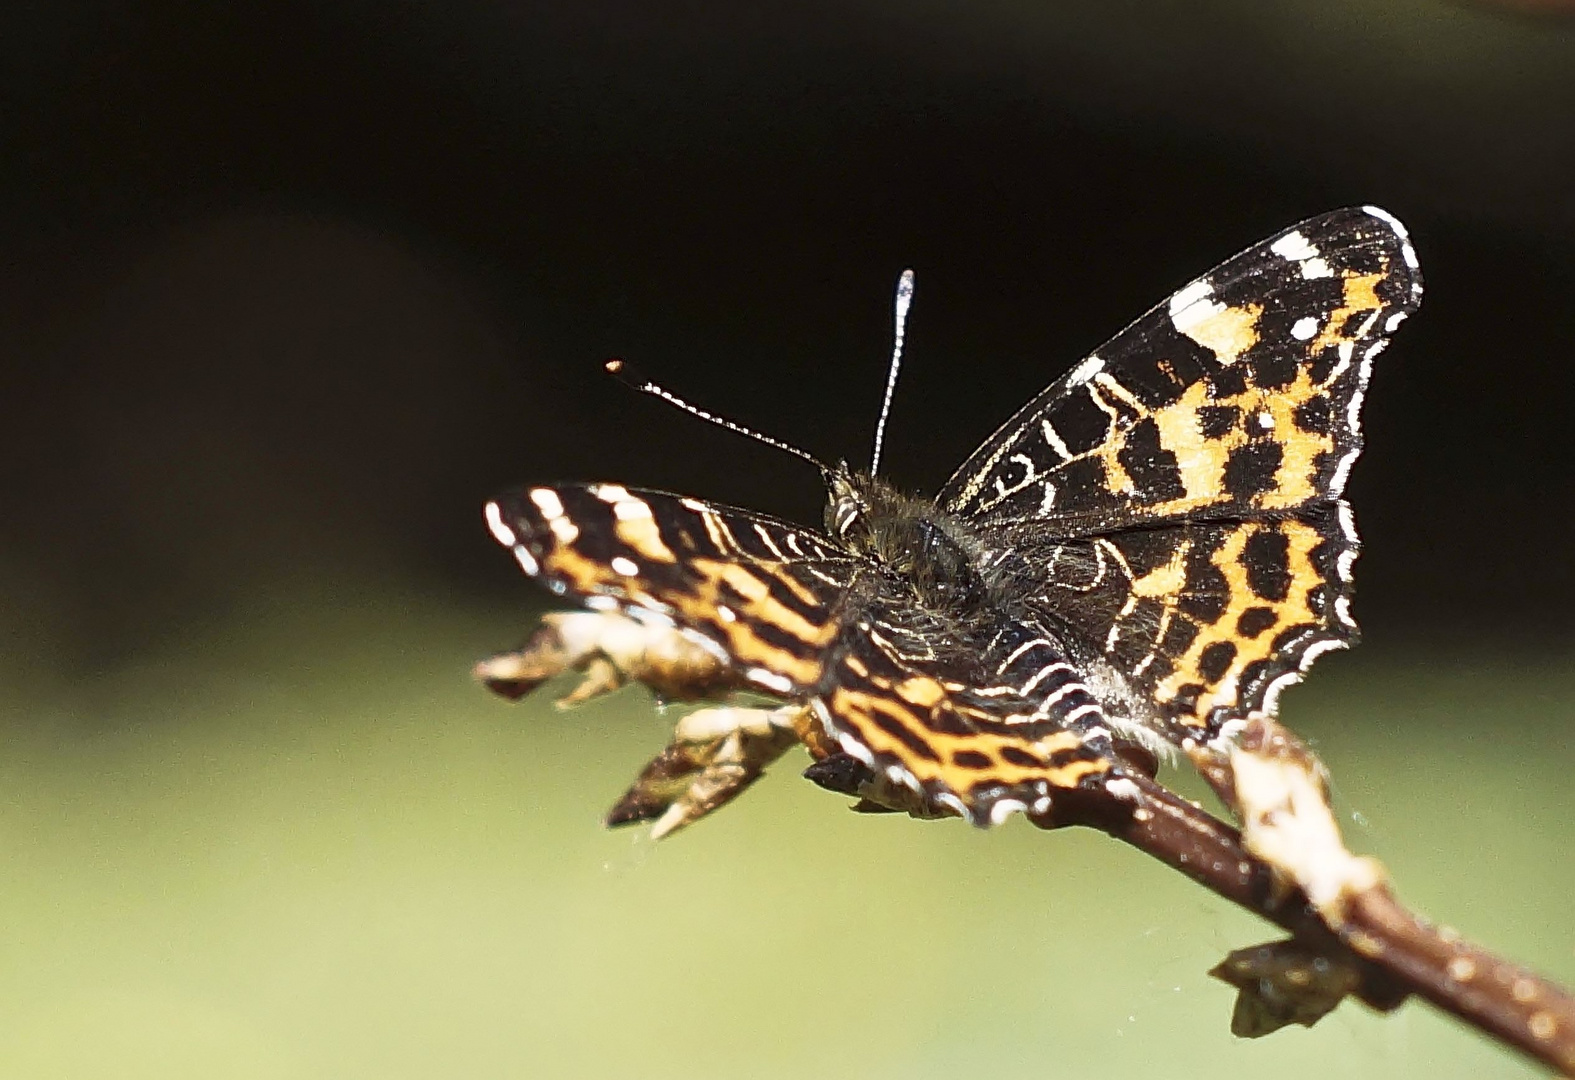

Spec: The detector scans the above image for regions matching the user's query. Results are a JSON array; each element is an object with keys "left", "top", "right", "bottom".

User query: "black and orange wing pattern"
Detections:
[
  {"left": 485, "top": 483, "right": 1119, "bottom": 824},
  {"left": 944, "top": 206, "right": 1422, "bottom": 742},
  {"left": 485, "top": 483, "right": 852, "bottom": 698},
  {"left": 806, "top": 574, "right": 1120, "bottom": 823},
  {"left": 487, "top": 206, "right": 1422, "bottom": 823}
]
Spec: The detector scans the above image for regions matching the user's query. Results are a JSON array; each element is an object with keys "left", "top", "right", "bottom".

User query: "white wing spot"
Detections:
[
  {"left": 592, "top": 484, "right": 632, "bottom": 504},
  {"left": 1019, "top": 662, "right": 1075, "bottom": 696},
  {"left": 1170, "top": 294, "right": 1225, "bottom": 334},
  {"left": 999, "top": 637, "right": 1053, "bottom": 669},
  {"left": 612, "top": 498, "right": 654, "bottom": 520},
  {"left": 1040, "top": 419, "right": 1072, "bottom": 459},
  {"left": 1038, "top": 482, "right": 1057, "bottom": 515},
  {"left": 1063, "top": 703, "right": 1103, "bottom": 725},
  {"left": 1337, "top": 542, "right": 1359, "bottom": 584},
  {"left": 1168, "top": 279, "right": 1213, "bottom": 316},
  {"left": 1334, "top": 595, "right": 1355, "bottom": 628},
  {"left": 1104, "top": 777, "right": 1142, "bottom": 802},
  {"left": 1329, "top": 446, "right": 1360, "bottom": 495},
  {"left": 610, "top": 556, "right": 639, "bottom": 576},
  {"left": 1300, "top": 638, "right": 1348, "bottom": 668},
  {"left": 1336, "top": 501, "right": 1358, "bottom": 543},
  {"left": 1270, "top": 231, "right": 1319, "bottom": 262},
  {"left": 511, "top": 545, "right": 540, "bottom": 576},
  {"left": 484, "top": 502, "right": 517, "bottom": 545},
  {"left": 1066, "top": 355, "right": 1104, "bottom": 385},
  {"left": 1291, "top": 316, "right": 1319, "bottom": 340},
  {"left": 748, "top": 668, "right": 793, "bottom": 694},
  {"left": 935, "top": 792, "right": 968, "bottom": 817},
  {"left": 988, "top": 799, "right": 1027, "bottom": 826},
  {"left": 1346, "top": 383, "right": 1367, "bottom": 436},
  {"left": 1300, "top": 257, "right": 1334, "bottom": 280},
  {"left": 1362, "top": 205, "right": 1420, "bottom": 270},
  {"left": 1362, "top": 204, "right": 1409, "bottom": 239},
  {"left": 1385, "top": 311, "right": 1408, "bottom": 332},
  {"left": 1259, "top": 670, "right": 1303, "bottom": 717},
  {"left": 529, "top": 488, "right": 566, "bottom": 519},
  {"left": 753, "top": 523, "right": 787, "bottom": 559}
]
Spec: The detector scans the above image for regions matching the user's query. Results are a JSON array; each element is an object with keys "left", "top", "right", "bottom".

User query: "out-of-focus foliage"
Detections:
[{"left": 2, "top": 581, "right": 1569, "bottom": 1079}]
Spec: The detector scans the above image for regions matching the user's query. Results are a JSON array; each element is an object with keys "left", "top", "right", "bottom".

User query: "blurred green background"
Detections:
[
  {"left": 1, "top": 581, "right": 1570, "bottom": 1079},
  {"left": 3, "top": 1, "right": 1574, "bottom": 1077}
]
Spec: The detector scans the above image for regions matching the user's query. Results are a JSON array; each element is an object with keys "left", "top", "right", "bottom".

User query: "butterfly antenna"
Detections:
[
  {"left": 604, "top": 358, "right": 831, "bottom": 475},
  {"left": 868, "top": 269, "right": 915, "bottom": 477}
]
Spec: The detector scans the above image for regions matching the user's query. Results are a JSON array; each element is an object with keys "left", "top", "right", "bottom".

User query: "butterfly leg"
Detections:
[
  {"left": 474, "top": 610, "right": 740, "bottom": 706},
  {"left": 605, "top": 704, "right": 806, "bottom": 838}
]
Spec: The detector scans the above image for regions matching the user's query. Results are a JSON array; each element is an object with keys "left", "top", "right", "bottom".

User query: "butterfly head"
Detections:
[
  {"left": 826, "top": 463, "right": 876, "bottom": 547},
  {"left": 826, "top": 463, "right": 995, "bottom": 614},
  {"left": 825, "top": 463, "right": 950, "bottom": 556},
  {"left": 826, "top": 463, "right": 929, "bottom": 556}
]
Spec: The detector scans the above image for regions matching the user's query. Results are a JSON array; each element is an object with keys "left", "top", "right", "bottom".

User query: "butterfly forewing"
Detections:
[
  {"left": 487, "top": 483, "right": 855, "bottom": 696},
  {"left": 939, "top": 207, "right": 1422, "bottom": 531},
  {"left": 939, "top": 207, "right": 1420, "bottom": 741}
]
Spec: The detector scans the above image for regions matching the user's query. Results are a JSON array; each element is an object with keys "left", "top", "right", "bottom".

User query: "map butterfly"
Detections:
[{"left": 484, "top": 206, "right": 1423, "bottom": 827}]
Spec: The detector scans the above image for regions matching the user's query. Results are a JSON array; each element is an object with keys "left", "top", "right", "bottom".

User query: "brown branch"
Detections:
[
  {"left": 479, "top": 613, "right": 1575, "bottom": 1072},
  {"left": 1036, "top": 773, "right": 1575, "bottom": 1076}
]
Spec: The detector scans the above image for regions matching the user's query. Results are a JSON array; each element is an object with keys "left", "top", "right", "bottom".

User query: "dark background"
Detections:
[
  {"left": 4, "top": 1, "right": 1574, "bottom": 666},
  {"left": 3, "top": 6, "right": 1574, "bottom": 1076}
]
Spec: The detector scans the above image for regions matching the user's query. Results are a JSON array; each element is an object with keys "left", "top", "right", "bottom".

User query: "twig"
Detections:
[
  {"left": 479, "top": 612, "right": 1575, "bottom": 1074},
  {"left": 1038, "top": 772, "right": 1575, "bottom": 1076}
]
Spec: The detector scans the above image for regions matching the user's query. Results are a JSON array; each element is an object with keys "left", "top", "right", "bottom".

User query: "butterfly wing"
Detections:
[
  {"left": 811, "top": 589, "right": 1117, "bottom": 825},
  {"left": 939, "top": 207, "right": 1422, "bottom": 743},
  {"left": 939, "top": 206, "right": 1422, "bottom": 530},
  {"left": 486, "top": 483, "right": 857, "bottom": 697},
  {"left": 1001, "top": 507, "right": 1355, "bottom": 740},
  {"left": 488, "top": 483, "right": 1120, "bottom": 824}
]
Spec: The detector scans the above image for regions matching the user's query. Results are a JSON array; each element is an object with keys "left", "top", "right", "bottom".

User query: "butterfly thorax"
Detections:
[{"left": 825, "top": 467, "right": 996, "bottom": 617}]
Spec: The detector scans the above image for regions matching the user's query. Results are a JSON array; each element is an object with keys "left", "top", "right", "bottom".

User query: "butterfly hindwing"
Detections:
[
  {"left": 1012, "top": 504, "right": 1356, "bottom": 739},
  {"left": 939, "top": 206, "right": 1422, "bottom": 532},
  {"left": 816, "top": 603, "right": 1115, "bottom": 824}
]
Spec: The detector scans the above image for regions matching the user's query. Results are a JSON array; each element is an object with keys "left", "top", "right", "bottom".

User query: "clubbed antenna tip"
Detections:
[{"left": 869, "top": 269, "right": 915, "bottom": 477}]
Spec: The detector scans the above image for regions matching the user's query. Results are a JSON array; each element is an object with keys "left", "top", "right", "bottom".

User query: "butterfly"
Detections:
[{"left": 483, "top": 206, "right": 1423, "bottom": 827}]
